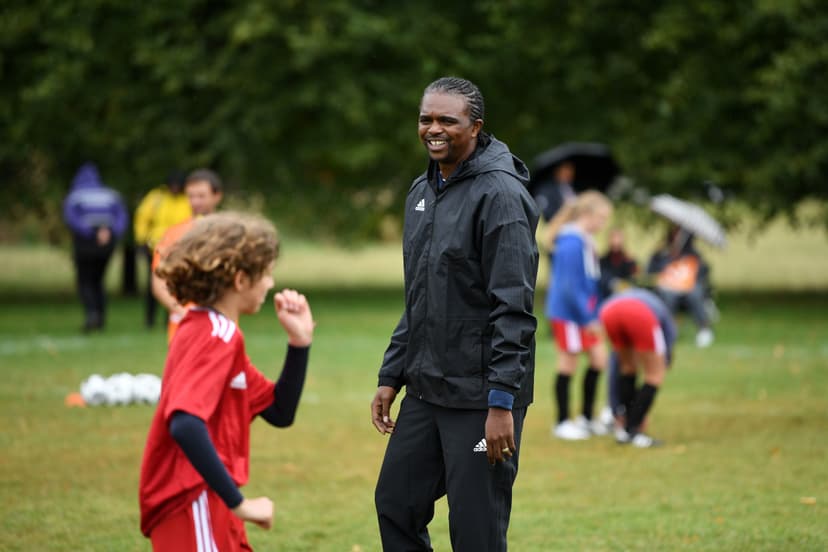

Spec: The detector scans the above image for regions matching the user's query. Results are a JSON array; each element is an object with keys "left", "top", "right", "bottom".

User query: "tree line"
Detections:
[{"left": 2, "top": 0, "right": 826, "bottom": 242}]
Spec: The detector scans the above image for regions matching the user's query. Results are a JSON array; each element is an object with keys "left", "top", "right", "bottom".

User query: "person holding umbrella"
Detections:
[
  {"left": 529, "top": 142, "right": 619, "bottom": 221},
  {"left": 647, "top": 194, "right": 725, "bottom": 348},
  {"left": 545, "top": 191, "right": 613, "bottom": 440},
  {"left": 647, "top": 226, "right": 714, "bottom": 347},
  {"left": 539, "top": 161, "right": 576, "bottom": 223}
]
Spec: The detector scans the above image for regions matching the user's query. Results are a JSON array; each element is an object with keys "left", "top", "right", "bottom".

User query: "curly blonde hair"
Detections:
[{"left": 156, "top": 212, "right": 280, "bottom": 307}]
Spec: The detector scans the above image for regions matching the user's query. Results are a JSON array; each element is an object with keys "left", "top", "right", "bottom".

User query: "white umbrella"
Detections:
[{"left": 650, "top": 194, "right": 727, "bottom": 248}]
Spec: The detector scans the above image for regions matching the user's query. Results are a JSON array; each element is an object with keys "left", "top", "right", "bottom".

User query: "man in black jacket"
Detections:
[{"left": 371, "top": 77, "right": 539, "bottom": 551}]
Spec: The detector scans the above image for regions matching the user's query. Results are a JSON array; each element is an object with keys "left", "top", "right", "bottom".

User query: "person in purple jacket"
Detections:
[
  {"left": 544, "top": 191, "right": 613, "bottom": 440},
  {"left": 63, "top": 163, "right": 128, "bottom": 332}
]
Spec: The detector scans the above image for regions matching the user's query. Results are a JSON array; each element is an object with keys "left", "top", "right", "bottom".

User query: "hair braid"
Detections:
[{"left": 423, "top": 77, "right": 485, "bottom": 121}]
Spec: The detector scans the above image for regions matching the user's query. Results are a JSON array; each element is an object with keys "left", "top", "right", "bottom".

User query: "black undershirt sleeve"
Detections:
[
  {"left": 259, "top": 345, "right": 309, "bottom": 427},
  {"left": 168, "top": 346, "right": 309, "bottom": 508},
  {"left": 168, "top": 411, "right": 244, "bottom": 509}
]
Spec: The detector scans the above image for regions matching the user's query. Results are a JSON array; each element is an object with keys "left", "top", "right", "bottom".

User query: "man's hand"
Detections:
[
  {"left": 371, "top": 386, "right": 398, "bottom": 434},
  {"left": 274, "top": 289, "right": 314, "bottom": 347},
  {"left": 232, "top": 496, "right": 274, "bottom": 529},
  {"left": 485, "top": 408, "right": 515, "bottom": 465}
]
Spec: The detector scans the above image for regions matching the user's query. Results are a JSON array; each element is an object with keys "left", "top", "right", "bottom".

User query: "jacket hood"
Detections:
[
  {"left": 427, "top": 133, "right": 530, "bottom": 188},
  {"left": 70, "top": 163, "right": 104, "bottom": 192}
]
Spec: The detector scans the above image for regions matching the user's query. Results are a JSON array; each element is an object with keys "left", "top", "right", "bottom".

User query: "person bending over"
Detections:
[{"left": 599, "top": 287, "right": 676, "bottom": 448}]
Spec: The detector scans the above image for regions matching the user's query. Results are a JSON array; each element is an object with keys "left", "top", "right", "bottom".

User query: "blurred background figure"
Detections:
[
  {"left": 62, "top": 163, "right": 128, "bottom": 332},
  {"left": 544, "top": 191, "right": 613, "bottom": 440},
  {"left": 597, "top": 226, "right": 640, "bottom": 429},
  {"left": 599, "top": 226, "right": 639, "bottom": 300},
  {"left": 529, "top": 142, "right": 619, "bottom": 222},
  {"left": 647, "top": 225, "right": 716, "bottom": 348},
  {"left": 648, "top": 194, "right": 726, "bottom": 348},
  {"left": 152, "top": 169, "right": 224, "bottom": 344},
  {"left": 133, "top": 171, "right": 190, "bottom": 328},
  {"left": 599, "top": 287, "right": 676, "bottom": 448},
  {"left": 542, "top": 161, "right": 576, "bottom": 223}
]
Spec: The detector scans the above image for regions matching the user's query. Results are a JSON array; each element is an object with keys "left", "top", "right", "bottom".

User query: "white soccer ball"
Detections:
[
  {"left": 105, "top": 373, "right": 134, "bottom": 406},
  {"left": 80, "top": 374, "right": 109, "bottom": 406},
  {"left": 79, "top": 372, "right": 161, "bottom": 406},
  {"left": 133, "top": 374, "right": 162, "bottom": 404}
]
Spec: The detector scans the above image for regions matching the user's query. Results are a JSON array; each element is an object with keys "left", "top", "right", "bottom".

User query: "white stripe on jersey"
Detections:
[
  {"left": 192, "top": 490, "right": 219, "bottom": 552},
  {"left": 565, "top": 321, "right": 582, "bottom": 353},
  {"left": 208, "top": 310, "right": 237, "bottom": 343},
  {"left": 201, "top": 492, "right": 219, "bottom": 552},
  {"left": 192, "top": 494, "right": 205, "bottom": 551}
]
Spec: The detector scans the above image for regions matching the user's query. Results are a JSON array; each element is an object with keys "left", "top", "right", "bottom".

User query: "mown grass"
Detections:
[
  {"left": 0, "top": 217, "right": 826, "bottom": 551},
  {"left": 0, "top": 288, "right": 826, "bottom": 551}
]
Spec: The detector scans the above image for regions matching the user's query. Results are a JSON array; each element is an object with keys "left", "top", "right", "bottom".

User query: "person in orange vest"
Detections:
[
  {"left": 134, "top": 172, "right": 191, "bottom": 328},
  {"left": 647, "top": 224, "right": 716, "bottom": 348},
  {"left": 152, "top": 169, "right": 224, "bottom": 343}
]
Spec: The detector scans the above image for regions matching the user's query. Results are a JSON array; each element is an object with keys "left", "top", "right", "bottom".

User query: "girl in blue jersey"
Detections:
[{"left": 544, "top": 191, "right": 613, "bottom": 440}]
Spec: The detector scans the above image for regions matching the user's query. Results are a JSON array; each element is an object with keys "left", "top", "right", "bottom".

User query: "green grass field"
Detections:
[{"left": 0, "top": 220, "right": 827, "bottom": 551}]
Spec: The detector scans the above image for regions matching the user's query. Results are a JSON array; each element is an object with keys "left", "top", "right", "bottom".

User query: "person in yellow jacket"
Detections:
[{"left": 134, "top": 172, "right": 192, "bottom": 328}]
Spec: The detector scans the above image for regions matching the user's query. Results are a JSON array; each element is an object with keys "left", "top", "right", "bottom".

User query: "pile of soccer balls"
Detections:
[{"left": 79, "top": 373, "right": 162, "bottom": 406}]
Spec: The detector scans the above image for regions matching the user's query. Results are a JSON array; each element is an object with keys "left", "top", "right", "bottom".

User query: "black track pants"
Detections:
[{"left": 375, "top": 395, "right": 526, "bottom": 551}]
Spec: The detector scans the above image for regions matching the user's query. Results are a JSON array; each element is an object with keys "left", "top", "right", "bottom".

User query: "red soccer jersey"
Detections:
[{"left": 139, "top": 308, "right": 275, "bottom": 537}]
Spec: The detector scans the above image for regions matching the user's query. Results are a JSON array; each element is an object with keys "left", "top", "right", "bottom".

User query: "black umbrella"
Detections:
[{"left": 529, "top": 142, "right": 620, "bottom": 220}]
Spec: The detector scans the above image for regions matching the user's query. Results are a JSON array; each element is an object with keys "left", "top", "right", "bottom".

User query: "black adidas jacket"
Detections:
[{"left": 378, "top": 134, "right": 539, "bottom": 409}]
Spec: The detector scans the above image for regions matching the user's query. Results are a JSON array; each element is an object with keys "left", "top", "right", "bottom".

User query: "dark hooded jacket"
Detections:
[
  {"left": 378, "top": 134, "right": 539, "bottom": 409},
  {"left": 63, "top": 163, "right": 128, "bottom": 239}
]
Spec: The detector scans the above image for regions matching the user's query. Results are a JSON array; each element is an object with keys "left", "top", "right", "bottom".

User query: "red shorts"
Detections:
[
  {"left": 599, "top": 298, "right": 666, "bottom": 355},
  {"left": 550, "top": 319, "right": 600, "bottom": 353},
  {"left": 149, "top": 489, "right": 252, "bottom": 552}
]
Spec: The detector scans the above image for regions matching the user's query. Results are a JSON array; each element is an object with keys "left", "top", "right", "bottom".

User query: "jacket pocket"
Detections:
[{"left": 443, "top": 319, "right": 486, "bottom": 382}]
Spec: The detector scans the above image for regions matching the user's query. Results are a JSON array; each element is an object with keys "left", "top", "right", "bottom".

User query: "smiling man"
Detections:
[{"left": 371, "top": 77, "right": 539, "bottom": 551}]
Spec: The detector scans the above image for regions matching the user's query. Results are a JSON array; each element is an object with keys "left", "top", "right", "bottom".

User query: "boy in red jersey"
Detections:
[{"left": 139, "top": 212, "right": 314, "bottom": 551}]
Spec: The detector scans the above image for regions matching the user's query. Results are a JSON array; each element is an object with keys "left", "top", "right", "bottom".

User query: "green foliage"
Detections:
[{"left": 2, "top": 1, "right": 827, "bottom": 241}]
